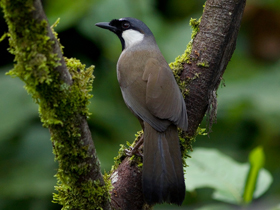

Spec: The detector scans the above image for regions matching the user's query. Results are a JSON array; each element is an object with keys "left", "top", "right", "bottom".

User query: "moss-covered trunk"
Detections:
[
  {"left": 1, "top": 0, "right": 246, "bottom": 209},
  {"left": 0, "top": 0, "right": 111, "bottom": 209}
]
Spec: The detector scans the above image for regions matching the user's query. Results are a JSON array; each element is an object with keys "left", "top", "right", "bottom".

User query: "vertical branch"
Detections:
[
  {"left": 110, "top": 0, "right": 246, "bottom": 209},
  {"left": 1, "top": 0, "right": 111, "bottom": 209},
  {"left": 32, "top": 0, "right": 72, "bottom": 85},
  {"left": 1, "top": 0, "right": 246, "bottom": 209},
  {"left": 182, "top": 0, "right": 247, "bottom": 136}
]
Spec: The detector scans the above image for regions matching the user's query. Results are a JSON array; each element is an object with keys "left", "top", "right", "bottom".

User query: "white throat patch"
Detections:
[{"left": 122, "top": 29, "right": 144, "bottom": 49}]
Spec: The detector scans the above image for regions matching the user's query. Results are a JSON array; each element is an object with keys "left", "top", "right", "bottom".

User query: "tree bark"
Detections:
[
  {"left": 32, "top": 0, "right": 72, "bottom": 86},
  {"left": 30, "top": 1, "right": 109, "bottom": 206},
  {"left": 184, "top": 0, "right": 247, "bottom": 136},
  {"left": 110, "top": 0, "right": 246, "bottom": 209},
  {"left": 1, "top": 0, "right": 110, "bottom": 209},
  {"left": 2, "top": 0, "right": 246, "bottom": 209},
  {"left": 30, "top": 1, "right": 111, "bottom": 209}
]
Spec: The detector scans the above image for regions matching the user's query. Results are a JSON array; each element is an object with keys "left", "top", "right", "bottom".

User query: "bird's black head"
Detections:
[{"left": 95, "top": 17, "right": 153, "bottom": 50}]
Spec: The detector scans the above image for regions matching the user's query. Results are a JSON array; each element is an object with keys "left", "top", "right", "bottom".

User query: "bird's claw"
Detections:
[
  {"left": 125, "top": 146, "right": 143, "bottom": 157},
  {"left": 125, "top": 147, "right": 133, "bottom": 156}
]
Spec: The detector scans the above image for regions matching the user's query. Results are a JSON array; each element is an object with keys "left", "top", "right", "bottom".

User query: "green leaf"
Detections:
[
  {"left": 195, "top": 204, "right": 236, "bottom": 210},
  {"left": 185, "top": 148, "right": 273, "bottom": 205},
  {"left": 252, "top": 157, "right": 272, "bottom": 200},
  {"left": 243, "top": 146, "right": 265, "bottom": 203}
]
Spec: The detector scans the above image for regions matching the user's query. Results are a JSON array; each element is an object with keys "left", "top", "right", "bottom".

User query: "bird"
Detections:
[{"left": 96, "top": 17, "right": 188, "bottom": 206}]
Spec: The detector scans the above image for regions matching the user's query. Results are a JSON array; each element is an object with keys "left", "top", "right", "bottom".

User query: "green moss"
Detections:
[
  {"left": 51, "top": 18, "right": 64, "bottom": 53},
  {"left": 53, "top": 173, "right": 112, "bottom": 210},
  {"left": 189, "top": 18, "right": 201, "bottom": 39},
  {"left": 0, "top": 32, "right": 7, "bottom": 42},
  {"left": 111, "top": 144, "right": 128, "bottom": 172},
  {"left": 1, "top": 0, "right": 110, "bottom": 209},
  {"left": 127, "top": 130, "right": 144, "bottom": 167},
  {"left": 180, "top": 126, "right": 207, "bottom": 170},
  {"left": 111, "top": 16, "right": 204, "bottom": 174},
  {"left": 131, "top": 130, "right": 143, "bottom": 145},
  {"left": 168, "top": 16, "right": 202, "bottom": 160},
  {"left": 111, "top": 130, "right": 143, "bottom": 172},
  {"left": 169, "top": 17, "right": 202, "bottom": 97},
  {"left": 197, "top": 61, "right": 209, "bottom": 68}
]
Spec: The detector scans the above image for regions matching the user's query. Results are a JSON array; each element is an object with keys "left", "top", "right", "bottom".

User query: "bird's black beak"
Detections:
[{"left": 95, "top": 22, "right": 118, "bottom": 33}]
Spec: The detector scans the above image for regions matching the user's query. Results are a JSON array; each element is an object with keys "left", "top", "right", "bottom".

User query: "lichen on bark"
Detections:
[{"left": 1, "top": 0, "right": 111, "bottom": 209}]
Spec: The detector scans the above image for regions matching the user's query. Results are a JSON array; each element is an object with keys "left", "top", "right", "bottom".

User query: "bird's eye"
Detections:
[{"left": 121, "top": 22, "right": 130, "bottom": 29}]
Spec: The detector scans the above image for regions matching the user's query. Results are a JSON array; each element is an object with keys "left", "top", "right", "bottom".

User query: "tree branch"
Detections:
[
  {"left": 184, "top": 0, "right": 247, "bottom": 136},
  {"left": 110, "top": 0, "right": 246, "bottom": 209},
  {"left": 32, "top": 0, "right": 72, "bottom": 85},
  {"left": 2, "top": 0, "right": 246, "bottom": 209},
  {"left": 1, "top": 0, "right": 111, "bottom": 209}
]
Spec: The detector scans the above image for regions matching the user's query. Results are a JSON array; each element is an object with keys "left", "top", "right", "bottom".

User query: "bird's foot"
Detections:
[
  {"left": 125, "top": 135, "right": 144, "bottom": 157},
  {"left": 125, "top": 147, "right": 143, "bottom": 157}
]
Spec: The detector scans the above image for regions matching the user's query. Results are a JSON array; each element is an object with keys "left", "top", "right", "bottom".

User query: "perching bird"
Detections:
[{"left": 96, "top": 17, "right": 188, "bottom": 206}]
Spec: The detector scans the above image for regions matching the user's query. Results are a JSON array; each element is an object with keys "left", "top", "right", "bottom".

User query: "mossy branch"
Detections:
[
  {"left": 110, "top": 0, "right": 246, "bottom": 209},
  {"left": 0, "top": 0, "right": 111, "bottom": 209},
  {"left": 1, "top": 0, "right": 246, "bottom": 209}
]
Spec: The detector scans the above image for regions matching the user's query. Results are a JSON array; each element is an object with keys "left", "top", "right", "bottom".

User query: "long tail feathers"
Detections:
[{"left": 142, "top": 122, "right": 185, "bottom": 206}]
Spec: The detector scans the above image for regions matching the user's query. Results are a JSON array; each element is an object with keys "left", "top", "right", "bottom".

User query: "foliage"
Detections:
[
  {"left": 0, "top": 0, "right": 280, "bottom": 209},
  {"left": 185, "top": 147, "right": 272, "bottom": 206},
  {"left": 243, "top": 146, "right": 265, "bottom": 203}
]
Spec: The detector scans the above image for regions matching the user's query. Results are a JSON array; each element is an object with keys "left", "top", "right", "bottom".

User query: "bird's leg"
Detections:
[{"left": 125, "top": 134, "right": 144, "bottom": 157}]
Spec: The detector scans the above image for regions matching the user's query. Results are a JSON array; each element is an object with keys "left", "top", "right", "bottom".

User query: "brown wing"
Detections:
[
  {"left": 118, "top": 51, "right": 171, "bottom": 132},
  {"left": 142, "top": 58, "right": 188, "bottom": 131},
  {"left": 120, "top": 74, "right": 171, "bottom": 132},
  {"left": 118, "top": 50, "right": 187, "bottom": 132}
]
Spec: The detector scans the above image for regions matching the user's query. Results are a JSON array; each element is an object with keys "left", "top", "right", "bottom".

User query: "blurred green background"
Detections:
[{"left": 0, "top": 0, "right": 279, "bottom": 209}]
